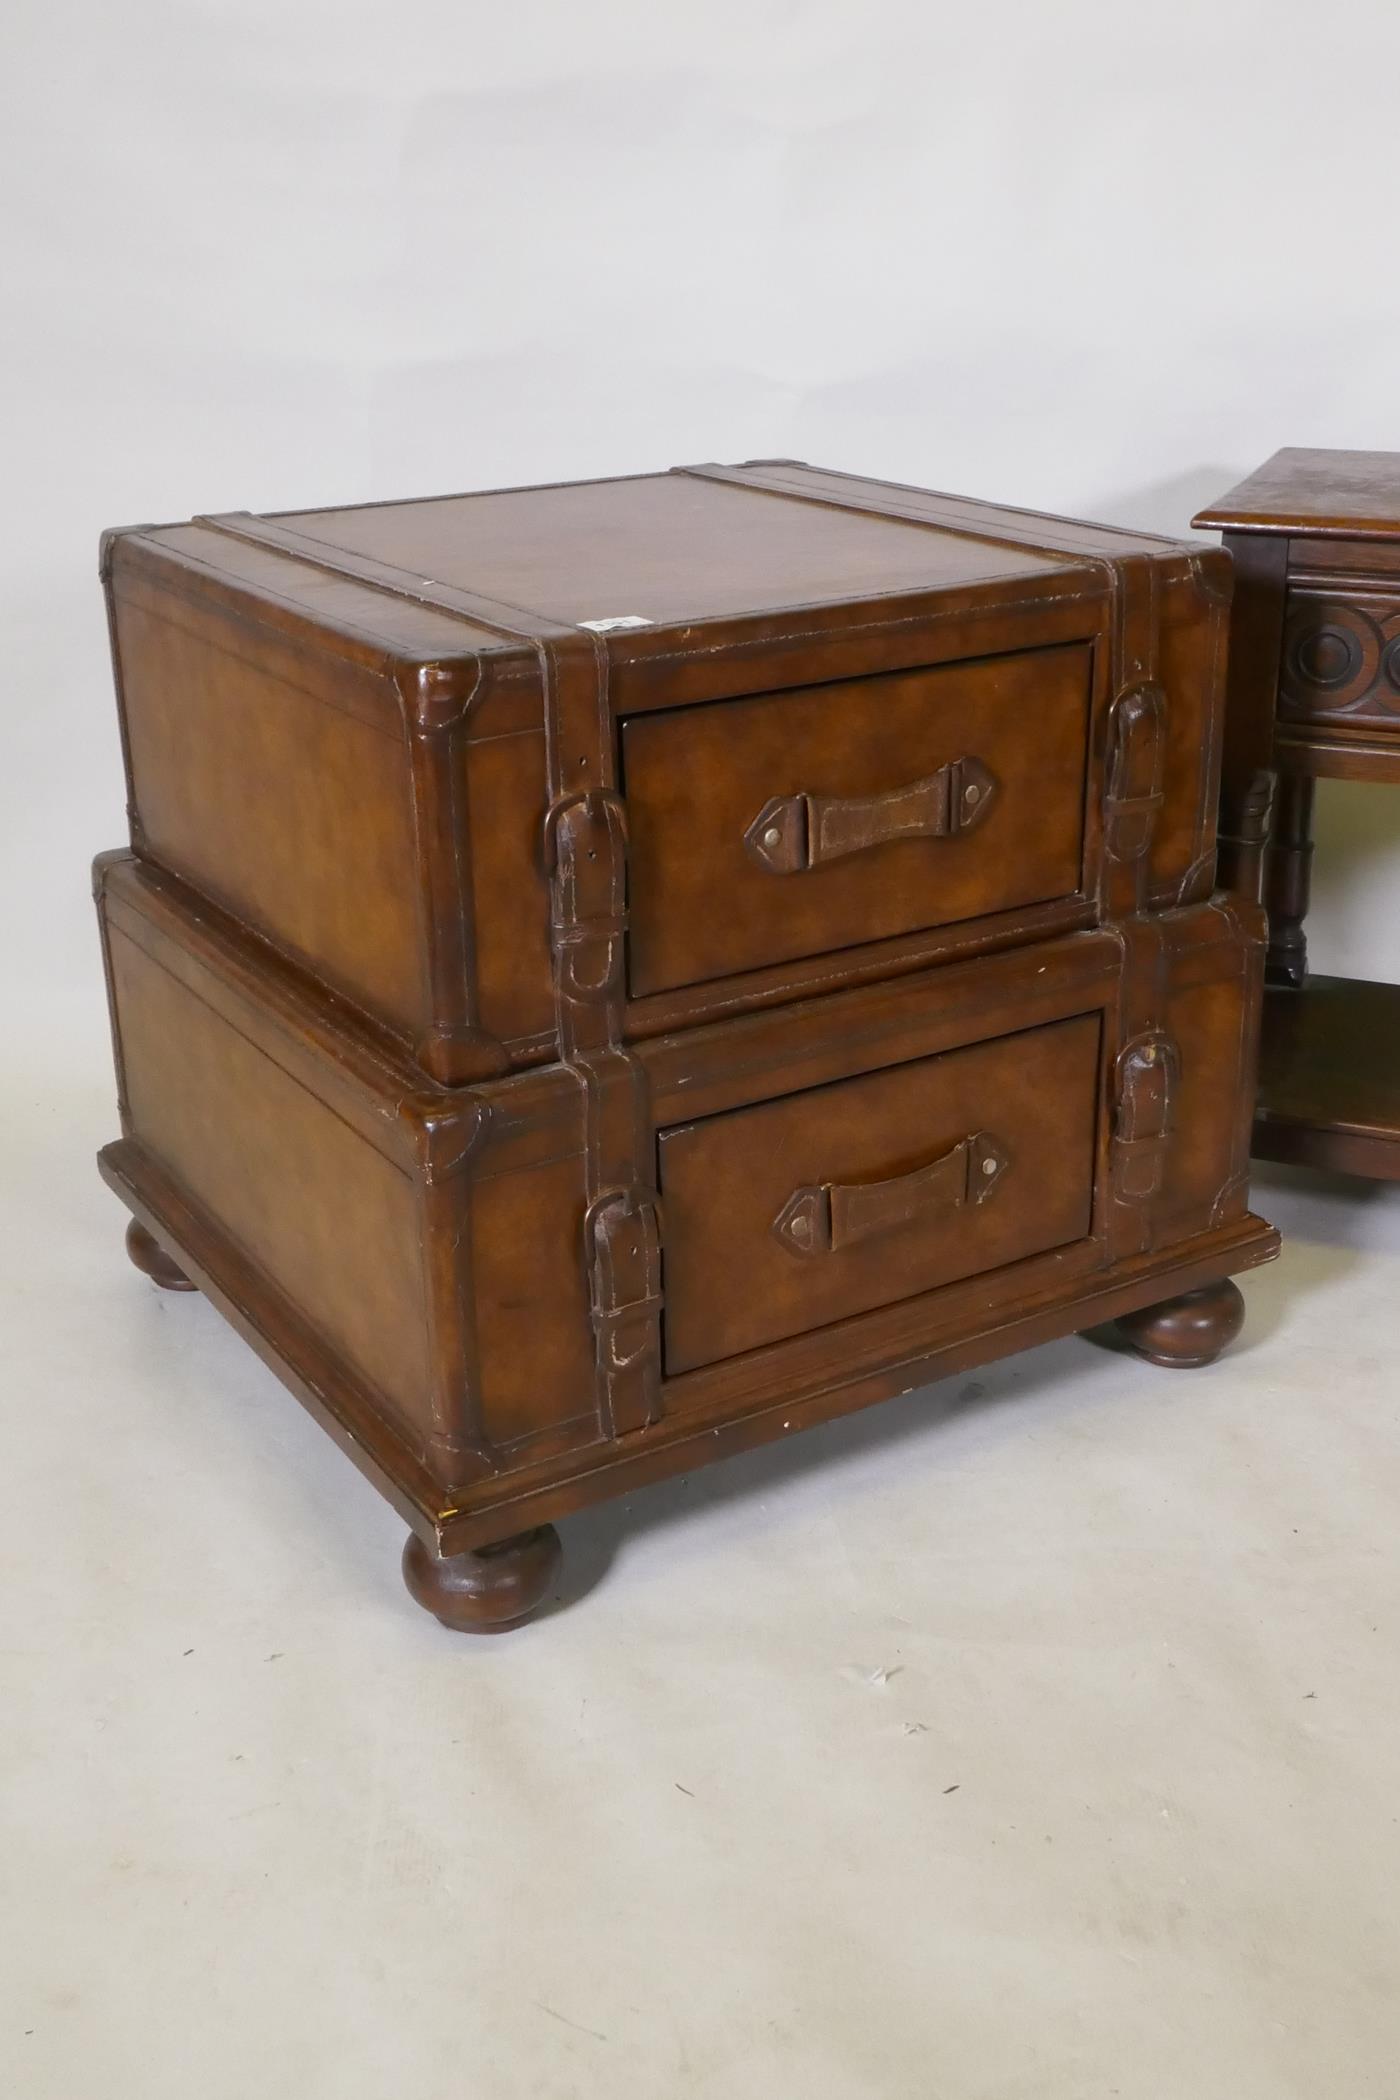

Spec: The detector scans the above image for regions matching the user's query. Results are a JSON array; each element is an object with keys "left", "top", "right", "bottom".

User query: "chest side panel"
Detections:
[
  {"left": 103, "top": 902, "right": 436, "bottom": 1449},
  {"left": 463, "top": 727, "right": 556, "bottom": 1048},
  {"left": 110, "top": 554, "right": 431, "bottom": 1039}
]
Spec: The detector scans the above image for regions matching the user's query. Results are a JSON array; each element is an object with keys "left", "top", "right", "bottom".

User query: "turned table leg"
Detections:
[
  {"left": 403, "top": 1525, "right": 562, "bottom": 1633},
  {"left": 1115, "top": 1277, "right": 1245, "bottom": 1369},
  {"left": 125, "top": 1218, "right": 197, "bottom": 1292},
  {"left": 1266, "top": 771, "right": 1314, "bottom": 988}
]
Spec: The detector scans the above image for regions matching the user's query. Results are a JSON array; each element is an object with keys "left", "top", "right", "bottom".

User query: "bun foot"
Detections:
[
  {"left": 1116, "top": 1277, "right": 1245, "bottom": 1369},
  {"left": 403, "top": 1525, "right": 562, "bottom": 1633},
  {"left": 125, "top": 1218, "right": 197, "bottom": 1292}
]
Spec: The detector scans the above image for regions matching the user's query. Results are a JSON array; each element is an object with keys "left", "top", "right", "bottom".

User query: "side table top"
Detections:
[{"left": 1193, "top": 447, "right": 1400, "bottom": 540}]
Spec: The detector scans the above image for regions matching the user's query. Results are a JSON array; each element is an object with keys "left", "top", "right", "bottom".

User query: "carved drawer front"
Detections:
[
  {"left": 1279, "top": 585, "right": 1400, "bottom": 734},
  {"left": 657, "top": 1011, "right": 1101, "bottom": 1375},
  {"left": 622, "top": 643, "right": 1092, "bottom": 999}
]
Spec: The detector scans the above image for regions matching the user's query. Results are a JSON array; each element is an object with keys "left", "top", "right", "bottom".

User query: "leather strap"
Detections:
[
  {"left": 744, "top": 756, "right": 996, "bottom": 873},
  {"left": 1100, "top": 557, "right": 1177, "bottom": 1258},
  {"left": 675, "top": 461, "right": 1182, "bottom": 563},
  {"left": 773, "top": 1131, "right": 1009, "bottom": 1257},
  {"left": 1108, "top": 916, "right": 1176, "bottom": 1259},
  {"left": 196, "top": 510, "right": 565, "bottom": 642},
  {"left": 538, "top": 631, "right": 663, "bottom": 1438}
]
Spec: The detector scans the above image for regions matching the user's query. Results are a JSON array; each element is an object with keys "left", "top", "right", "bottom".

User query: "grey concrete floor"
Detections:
[{"left": 4, "top": 1065, "right": 1399, "bottom": 2098}]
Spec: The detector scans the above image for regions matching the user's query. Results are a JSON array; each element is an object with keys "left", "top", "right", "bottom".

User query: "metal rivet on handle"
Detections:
[{"left": 763, "top": 826, "right": 782, "bottom": 849}]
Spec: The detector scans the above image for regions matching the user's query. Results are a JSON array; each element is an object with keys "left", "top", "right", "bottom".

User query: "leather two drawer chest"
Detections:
[{"left": 95, "top": 461, "right": 1279, "bottom": 1629}]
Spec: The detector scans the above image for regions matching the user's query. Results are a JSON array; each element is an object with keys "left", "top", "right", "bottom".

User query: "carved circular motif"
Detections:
[
  {"left": 1384, "top": 635, "right": 1400, "bottom": 693},
  {"left": 1294, "top": 624, "right": 1359, "bottom": 688},
  {"left": 1281, "top": 601, "right": 1381, "bottom": 716}
]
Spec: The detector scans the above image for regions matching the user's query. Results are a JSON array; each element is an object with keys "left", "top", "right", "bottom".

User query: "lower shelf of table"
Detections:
[{"left": 1256, "top": 974, "right": 1400, "bottom": 1179}]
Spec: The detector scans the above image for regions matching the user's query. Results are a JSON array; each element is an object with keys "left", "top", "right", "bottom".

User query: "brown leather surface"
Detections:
[
  {"left": 462, "top": 727, "right": 556, "bottom": 1045},
  {"left": 107, "top": 914, "right": 435, "bottom": 1443},
  {"left": 623, "top": 644, "right": 1091, "bottom": 997},
  {"left": 112, "top": 581, "right": 429, "bottom": 1033},
  {"left": 468, "top": 1157, "right": 597, "bottom": 1450},
  {"left": 283, "top": 471, "right": 1071, "bottom": 626},
  {"left": 658, "top": 1012, "right": 1101, "bottom": 1373},
  {"left": 688, "top": 461, "right": 1188, "bottom": 558},
  {"left": 1153, "top": 579, "right": 1228, "bottom": 906}
]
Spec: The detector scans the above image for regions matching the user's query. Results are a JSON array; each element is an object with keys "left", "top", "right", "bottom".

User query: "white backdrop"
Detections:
[
  {"left": 10, "top": 12, "right": 1400, "bottom": 2095},
  {"left": 5, "top": 0, "right": 1400, "bottom": 1083}
]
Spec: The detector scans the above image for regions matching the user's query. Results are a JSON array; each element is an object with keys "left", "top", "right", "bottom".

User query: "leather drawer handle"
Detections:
[
  {"left": 745, "top": 757, "right": 997, "bottom": 873},
  {"left": 773, "top": 1131, "right": 1010, "bottom": 1257}
]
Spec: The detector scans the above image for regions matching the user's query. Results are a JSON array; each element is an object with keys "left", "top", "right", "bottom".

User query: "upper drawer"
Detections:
[
  {"left": 622, "top": 644, "right": 1092, "bottom": 998},
  {"left": 657, "top": 1009, "right": 1101, "bottom": 1375}
]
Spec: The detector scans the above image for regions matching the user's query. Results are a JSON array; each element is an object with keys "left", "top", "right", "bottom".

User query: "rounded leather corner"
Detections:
[
  {"left": 395, "top": 656, "right": 486, "bottom": 735},
  {"left": 91, "top": 845, "right": 133, "bottom": 901},
  {"left": 99, "top": 521, "right": 163, "bottom": 584},
  {"left": 400, "top": 1092, "right": 494, "bottom": 1181},
  {"left": 1190, "top": 544, "right": 1235, "bottom": 606}
]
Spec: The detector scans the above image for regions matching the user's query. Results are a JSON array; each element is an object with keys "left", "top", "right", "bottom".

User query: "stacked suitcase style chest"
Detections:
[{"left": 95, "top": 461, "right": 1278, "bottom": 1629}]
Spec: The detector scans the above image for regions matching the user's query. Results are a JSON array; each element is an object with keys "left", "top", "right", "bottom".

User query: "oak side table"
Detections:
[{"left": 1196, "top": 448, "right": 1400, "bottom": 1179}]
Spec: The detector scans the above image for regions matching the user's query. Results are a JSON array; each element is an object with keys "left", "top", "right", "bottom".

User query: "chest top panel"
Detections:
[
  {"left": 1194, "top": 448, "right": 1400, "bottom": 540},
  {"left": 272, "top": 463, "right": 1178, "bottom": 630}
]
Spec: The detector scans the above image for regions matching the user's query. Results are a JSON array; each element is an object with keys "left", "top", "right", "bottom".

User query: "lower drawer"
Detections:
[{"left": 657, "top": 1011, "right": 1102, "bottom": 1373}]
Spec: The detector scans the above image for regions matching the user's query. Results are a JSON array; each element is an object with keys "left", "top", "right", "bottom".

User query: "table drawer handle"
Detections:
[
  {"left": 744, "top": 757, "right": 998, "bottom": 873},
  {"left": 772, "top": 1130, "right": 1010, "bottom": 1257}
]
